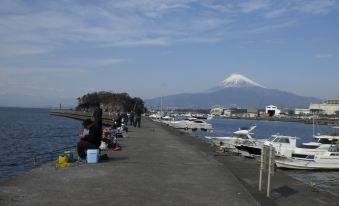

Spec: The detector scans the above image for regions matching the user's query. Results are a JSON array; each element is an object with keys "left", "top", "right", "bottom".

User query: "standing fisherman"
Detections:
[
  {"left": 129, "top": 111, "right": 135, "bottom": 126},
  {"left": 134, "top": 106, "right": 142, "bottom": 128},
  {"left": 93, "top": 102, "right": 103, "bottom": 138}
]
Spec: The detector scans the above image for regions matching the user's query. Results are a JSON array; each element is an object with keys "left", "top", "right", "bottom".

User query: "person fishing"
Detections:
[{"left": 77, "top": 119, "right": 101, "bottom": 160}]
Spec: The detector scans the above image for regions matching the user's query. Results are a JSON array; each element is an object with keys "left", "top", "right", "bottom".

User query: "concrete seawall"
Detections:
[
  {"left": 0, "top": 117, "right": 338, "bottom": 205},
  {"left": 50, "top": 109, "right": 116, "bottom": 125}
]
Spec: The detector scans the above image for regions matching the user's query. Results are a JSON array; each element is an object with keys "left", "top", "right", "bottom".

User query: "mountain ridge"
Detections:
[
  {"left": 146, "top": 74, "right": 321, "bottom": 109},
  {"left": 220, "top": 73, "right": 265, "bottom": 88}
]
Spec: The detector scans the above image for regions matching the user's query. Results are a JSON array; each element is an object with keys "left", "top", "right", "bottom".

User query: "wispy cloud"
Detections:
[
  {"left": 239, "top": 0, "right": 271, "bottom": 13},
  {"left": 55, "top": 58, "right": 129, "bottom": 68},
  {"left": 0, "top": 0, "right": 338, "bottom": 57},
  {"left": 249, "top": 20, "right": 298, "bottom": 33},
  {"left": 264, "top": 8, "right": 287, "bottom": 18},
  {"left": 294, "top": 0, "right": 338, "bottom": 15},
  {"left": 114, "top": 38, "right": 170, "bottom": 47},
  {"left": 0, "top": 66, "right": 83, "bottom": 78},
  {"left": 315, "top": 53, "right": 334, "bottom": 59},
  {"left": 0, "top": 0, "right": 27, "bottom": 13},
  {"left": 0, "top": 57, "right": 127, "bottom": 78},
  {"left": 0, "top": 65, "right": 87, "bottom": 98}
]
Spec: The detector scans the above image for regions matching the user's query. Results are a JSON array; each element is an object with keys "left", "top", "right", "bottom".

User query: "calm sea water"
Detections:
[
  {"left": 192, "top": 117, "right": 339, "bottom": 197},
  {"left": 0, "top": 107, "right": 81, "bottom": 181}
]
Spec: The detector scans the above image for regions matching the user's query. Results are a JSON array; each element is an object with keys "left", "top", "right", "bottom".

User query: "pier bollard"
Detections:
[
  {"left": 259, "top": 144, "right": 266, "bottom": 191},
  {"left": 267, "top": 144, "right": 274, "bottom": 197},
  {"left": 259, "top": 144, "right": 275, "bottom": 197}
]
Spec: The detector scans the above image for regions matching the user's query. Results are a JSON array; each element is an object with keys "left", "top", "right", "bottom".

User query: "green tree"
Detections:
[{"left": 76, "top": 91, "right": 145, "bottom": 112}]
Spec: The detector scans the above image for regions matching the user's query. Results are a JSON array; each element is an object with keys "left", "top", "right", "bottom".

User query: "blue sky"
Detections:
[{"left": 0, "top": 0, "right": 338, "bottom": 107}]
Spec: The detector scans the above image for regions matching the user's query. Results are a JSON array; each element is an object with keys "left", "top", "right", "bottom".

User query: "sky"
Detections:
[{"left": 0, "top": 0, "right": 338, "bottom": 107}]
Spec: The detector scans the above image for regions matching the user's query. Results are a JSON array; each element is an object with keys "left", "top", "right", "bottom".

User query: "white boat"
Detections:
[
  {"left": 206, "top": 125, "right": 256, "bottom": 149},
  {"left": 192, "top": 114, "right": 206, "bottom": 119},
  {"left": 170, "top": 118, "right": 213, "bottom": 131},
  {"left": 291, "top": 127, "right": 339, "bottom": 159},
  {"left": 186, "top": 119, "right": 213, "bottom": 130},
  {"left": 156, "top": 116, "right": 174, "bottom": 126},
  {"left": 149, "top": 113, "right": 162, "bottom": 121},
  {"left": 161, "top": 115, "right": 174, "bottom": 121},
  {"left": 207, "top": 114, "right": 214, "bottom": 121},
  {"left": 275, "top": 143, "right": 339, "bottom": 170},
  {"left": 235, "top": 134, "right": 299, "bottom": 157},
  {"left": 169, "top": 117, "right": 196, "bottom": 128},
  {"left": 264, "top": 135, "right": 300, "bottom": 157},
  {"left": 302, "top": 128, "right": 339, "bottom": 149}
]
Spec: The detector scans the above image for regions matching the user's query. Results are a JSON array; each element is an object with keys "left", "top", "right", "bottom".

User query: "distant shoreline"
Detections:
[
  {"left": 50, "top": 109, "right": 339, "bottom": 126},
  {"left": 0, "top": 106, "right": 75, "bottom": 110},
  {"left": 0, "top": 106, "right": 51, "bottom": 110},
  {"left": 219, "top": 116, "right": 338, "bottom": 126},
  {"left": 49, "top": 109, "right": 116, "bottom": 125}
]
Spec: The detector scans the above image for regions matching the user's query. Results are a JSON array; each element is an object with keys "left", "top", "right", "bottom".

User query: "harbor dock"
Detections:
[{"left": 0, "top": 117, "right": 338, "bottom": 205}]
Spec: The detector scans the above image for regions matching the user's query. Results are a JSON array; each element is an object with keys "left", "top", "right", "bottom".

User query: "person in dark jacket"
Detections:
[
  {"left": 134, "top": 107, "right": 142, "bottom": 128},
  {"left": 93, "top": 103, "right": 103, "bottom": 137},
  {"left": 77, "top": 119, "right": 101, "bottom": 160},
  {"left": 129, "top": 111, "right": 135, "bottom": 126},
  {"left": 116, "top": 113, "right": 123, "bottom": 128}
]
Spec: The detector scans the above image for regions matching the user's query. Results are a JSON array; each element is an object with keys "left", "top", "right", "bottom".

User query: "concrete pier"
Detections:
[
  {"left": 49, "top": 109, "right": 116, "bottom": 125},
  {"left": 0, "top": 118, "right": 338, "bottom": 205}
]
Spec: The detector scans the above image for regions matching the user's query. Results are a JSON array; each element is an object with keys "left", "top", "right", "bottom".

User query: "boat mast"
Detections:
[
  {"left": 160, "top": 96, "right": 163, "bottom": 114},
  {"left": 312, "top": 112, "right": 315, "bottom": 137}
]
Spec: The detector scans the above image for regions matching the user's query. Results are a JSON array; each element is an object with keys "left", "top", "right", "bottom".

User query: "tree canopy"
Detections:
[{"left": 76, "top": 91, "right": 145, "bottom": 112}]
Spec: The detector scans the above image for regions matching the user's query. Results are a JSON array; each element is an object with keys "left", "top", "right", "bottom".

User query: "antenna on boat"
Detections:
[
  {"left": 312, "top": 112, "right": 315, "bottom": 137},
  {"left": 160, "top": 83, "right": 166, "bottom": 116},
  {"left": 161, "top": 95, "right": 163, "bottom": 114}
]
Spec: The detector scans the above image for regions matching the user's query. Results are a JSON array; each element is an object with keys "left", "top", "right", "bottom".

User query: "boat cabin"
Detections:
[{"left": 265, "top": 135, "right": 298, "bottom": 146}]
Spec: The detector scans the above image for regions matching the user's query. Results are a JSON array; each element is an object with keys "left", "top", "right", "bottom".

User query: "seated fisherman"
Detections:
[{"left": 77, "top": 119, "right": 101, "bottom": 160}]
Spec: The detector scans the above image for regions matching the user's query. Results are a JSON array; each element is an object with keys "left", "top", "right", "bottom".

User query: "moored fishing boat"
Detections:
[
  {"left": 206, "top": 125, "right": 257, "bottom": 151},
  {"left": 291, "top": 127, "right": 339, "bottom": 158},
  {"left": 275, "top": 143, "right": 339, "bottom": 170},
  {"left": 235, "top": 134, "right": 299, "bottom": 157},
  {"left": 170, "top": 118, "right": 213, "bottom": 130}
]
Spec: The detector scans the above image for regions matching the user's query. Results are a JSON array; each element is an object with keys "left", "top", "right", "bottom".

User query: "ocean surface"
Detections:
[
  {"left": 0, "top": 108, "right": 338, "bottom": 197},
  {"left": 0, "top": 107, "right": 81, "bottom": 181}
]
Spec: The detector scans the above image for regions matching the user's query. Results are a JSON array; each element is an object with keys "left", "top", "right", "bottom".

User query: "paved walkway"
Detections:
[{"left": 0, "top": 118, "right": 258, "bottom": 206}]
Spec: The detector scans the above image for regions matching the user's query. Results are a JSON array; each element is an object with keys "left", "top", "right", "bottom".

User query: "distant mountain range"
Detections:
[{"left": 145, "top": 74, "right": 321, "bottom": 109}]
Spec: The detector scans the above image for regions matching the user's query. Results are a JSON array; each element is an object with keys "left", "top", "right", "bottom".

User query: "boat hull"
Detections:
[
  {"left": 235, "top": 145, "right": 261, "bottom": 156},
  {"left": 275, "top": 158, "right": 339, "bottom": 170}
]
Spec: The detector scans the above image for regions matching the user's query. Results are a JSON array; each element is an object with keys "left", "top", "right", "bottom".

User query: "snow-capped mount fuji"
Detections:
[
  {"left": 145, "top": 74, "right": 321, "bottom": 109},
  {"left": 221, "top": 74, "right": 264, "bottom": 88},
  {"left": 207, "top": 74, "right": 264, "bottom": 92}
]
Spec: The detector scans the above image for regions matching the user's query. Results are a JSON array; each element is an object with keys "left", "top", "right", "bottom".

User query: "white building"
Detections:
[
  {"left": 295, "top": 108, "right": 311, "bottom": 115},
  {"left": 210, "top": 106, "right": 225, "bottom": 116},
  {"left": 309, "top": 98, "right": 339, "bottom": 115},
  {"left": 266, "top": 105, "right": 281, "bottom": 117},
  {"left": 223, "top": 109, "right": 232, "bottom": 117}
]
